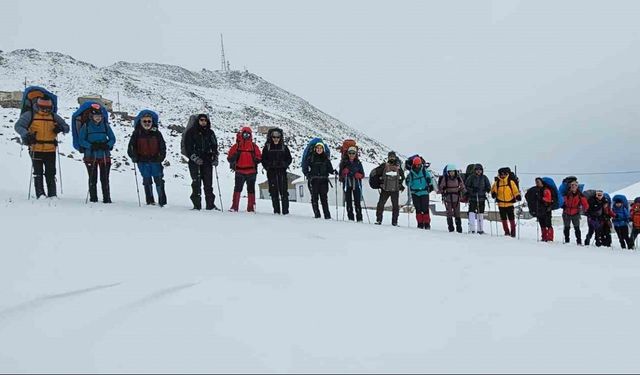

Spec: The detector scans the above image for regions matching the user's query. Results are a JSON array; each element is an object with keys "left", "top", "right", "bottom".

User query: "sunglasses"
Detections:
[
  {"left": 142, "top": 120, "right": 153, "bottom": 124},
  {"left": 348, "top": 151, "right": 356, "bottom": 155},
  {"left": 272, "top": 136, "right": 281, "bottom": 139}
]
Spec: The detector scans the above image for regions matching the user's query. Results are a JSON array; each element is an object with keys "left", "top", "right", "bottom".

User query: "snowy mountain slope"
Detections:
[
  {"left": 2, "top": 109, "right": 640, "bottom": 372},
  {"left": 0, "top": 49, "right": 391, "bottom": 172}
]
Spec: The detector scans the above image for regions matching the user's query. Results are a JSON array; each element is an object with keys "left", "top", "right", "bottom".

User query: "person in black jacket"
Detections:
[
  {"left": 464, "top": 164, "right": 491, "bottom": 234},
  {"left": 338, "top": 146, "right": 365, "bottom": 221},
  {"left": 184, "top": 114, "right": 219, "bottom": 210},
  {"left": 261, "top": 128, "right": 292, "bottom": 215},
  {"left": 303, "top": 142, "right": 334, "bottom": 219},
  {"left": 127, "top": 111, "right": 167, "bottom": 206}
]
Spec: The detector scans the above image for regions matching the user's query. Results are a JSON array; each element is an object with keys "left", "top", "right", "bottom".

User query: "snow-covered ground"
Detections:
[{"left": 2, "top": 118, "right": 640, "bottom": 373}]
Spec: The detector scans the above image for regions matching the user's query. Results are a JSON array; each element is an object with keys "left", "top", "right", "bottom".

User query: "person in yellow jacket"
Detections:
[
  {"left": 14, "top": 97, "right": 69, "bottom": 198},
  {"left": 491, "top": 167, "right": 521, "bottom": 237}
]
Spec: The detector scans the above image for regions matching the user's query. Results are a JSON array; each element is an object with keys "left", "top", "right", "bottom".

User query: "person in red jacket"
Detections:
[
  {"left": 227, "top": 126, "right": 262, "bottom": 212},
  {"left": 562, "top": 180, "right": 589, "bottom": 245},
  {"left": 534, "top": 178, "right": 555, "bottom": 242}
]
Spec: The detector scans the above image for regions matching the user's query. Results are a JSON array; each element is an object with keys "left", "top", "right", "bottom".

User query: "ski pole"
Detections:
[
  {"left": 358, "top": 179, "right": 371, "bottom": 224},
  {"left": 56, "top": 143, "right": 63, "bottom": 195},
  {"left": 133, "top": 162, "right": 141, "bottom": 207},
  {"left": 214, "top": 166, "right": 224, "bottom": 211},
  {"left": 334, "top": 173, "right": 338, "bottom": 221},
  {"left": 27, "top": 148, "right": 34, "bottom": 200}
]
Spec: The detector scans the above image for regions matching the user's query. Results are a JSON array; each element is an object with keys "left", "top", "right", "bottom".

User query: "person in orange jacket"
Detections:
[
  {"left": 227, "top": 126, "right": 262, "bottom": 212},
  {"left": 491, "top": 167, "right": 521, "bottom": 237}
]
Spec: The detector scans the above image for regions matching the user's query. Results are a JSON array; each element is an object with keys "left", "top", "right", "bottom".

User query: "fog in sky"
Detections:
[{"left": 3, "top": 0, "right": 640, "bottom": 190}]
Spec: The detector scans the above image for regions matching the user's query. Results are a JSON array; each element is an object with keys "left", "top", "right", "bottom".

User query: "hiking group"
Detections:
[{"left": 14, "top": 86, "right": 640, "bottom": 250}]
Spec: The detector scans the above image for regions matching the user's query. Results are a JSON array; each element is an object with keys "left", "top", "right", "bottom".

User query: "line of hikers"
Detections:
[{"left": 14, "top": 86, "right": 640, "bottom": 250}]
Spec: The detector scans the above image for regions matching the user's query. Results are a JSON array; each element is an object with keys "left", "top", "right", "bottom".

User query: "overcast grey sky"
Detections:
[{"left": 3, "top": 0, "right": 640, "bottom": 190}]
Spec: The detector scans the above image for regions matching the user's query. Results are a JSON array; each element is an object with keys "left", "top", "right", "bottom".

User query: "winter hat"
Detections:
[
  {"left": 634, "top": 197, "right": 640, "bottom": 204},
  {"left": 412, "top": 157, "right": 422, "bottom": 167},
  {"left": 388, "top": 151, "right": 397, "bottom": 159},
  {"left": 474, "top": 163, "right": 484, "bottom": 171},
  {"left": 347, "top": 146, "right": 357, "bottom": 154},
  {"left": 498, "top": 167, "right": 511, "bottom": 175},
  {"left": 446, "top": 164, "right": 457, "bottom": 171},
  {"left": 315, "top": 142, "right": 325, "bottom": 150}
]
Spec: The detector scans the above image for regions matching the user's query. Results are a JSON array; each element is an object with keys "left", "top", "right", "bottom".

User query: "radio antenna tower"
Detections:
[{"left": 220, "top": 34, "right": 228, "bottom": 72}]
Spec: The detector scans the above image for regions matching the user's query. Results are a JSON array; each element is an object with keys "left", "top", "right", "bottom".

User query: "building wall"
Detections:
[{"left": 294, "top": 177, "right": 393, "bottom": 208}]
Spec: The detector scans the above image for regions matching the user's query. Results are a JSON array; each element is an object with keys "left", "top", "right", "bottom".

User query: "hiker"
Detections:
[
  {"left": 78, "top": 106, "right": 116, "bottom": 203},
  {"left": 374, "top": 151, "right": 405, "bottom": 226},
  {"left": 533, "top": 177, "right": 554, "bottom": 242},
  {"left": 338, "top": 146, "right": 365, "bottom": 222},
  {"left": 585, "top": 190, "right": 615, "bottom": 247},
  {"left": 630, "top": 197, "right": 640, "bottom": 249},
  {"left": 406, "top": 156, "right": 436, "bottom": 229},
  {"left": 228, "top": 126, "right": 262, "bottom": 212},
  {"left": 184, "top": 114, "right": 219, "bottom": 210},
  {"left": 14, "top": 96, "right": 69, "bottom": 199},
  {"left": 303, "top": 142, "right": 334, "bottom": 219},
  {"left": 464, "top": 163, "right": 491, "bottom": 234},
  {"left": 127, "top": 110, "right": 167, "bottom": 207},
  {"left": 438, "top": 164, "right": 466, "bottom": 233},
  {"left": 491, "top": 167, "right": 521, "bottom": 237},
  {"left": 261, "top": 127, "right": 292, "bottom": 215},
  {"left": 611, "top": 195, "right": 633, "bottom": 249},
  {"left": 561, "top": 179, "right": 588, "bottom": 245}
]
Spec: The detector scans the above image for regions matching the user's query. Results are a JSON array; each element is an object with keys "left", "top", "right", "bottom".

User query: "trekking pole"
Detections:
[
  {"left": 517, "top": 204, "right": 521, "bottom": 240},
  {"left": 358, "top": 179, "right": 371, "bottom": 224},
  {"left": 56, "top": 143, "right": 63, "bottom": 195},
  {"left": 407, "top": 184, "right": 412, "bottom": 228},
  {"left": 27, "top": 148, "right": 34, "bottom": 200},
  {"left": 133, "top": 162, "right": 142, "bottom": 207},
  {"left": 487, "top": 197, "right": 494, "bottom": 237},
  {"left": 334, "top": 174, "right": 339, "bottom": 221},
  {"left": 342, "top": 179, "right": 347, "bottom": 221},
  {"left": 214, "top": 166, "right": 224, "bottom": 211}
]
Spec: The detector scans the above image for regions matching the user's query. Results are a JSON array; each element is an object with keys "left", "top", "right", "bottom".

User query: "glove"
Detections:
[
  {"left": 22, "top": 133, "right": 36, "bottom": 146},
  {"left": 354, "top": 172, "right": 364, "bottom": 180},
  {"left": 491, "top": 192, "right": 497, "bottom": 199},
  {"left": 212, "top": 156, "right": 219, "bottom": 167},
  {"left": 516, "top": 195, "right": 522, "bottom": 202},
  {"left": 400, "top": 185, "right": 405, "bottom": 192},
  {"left": 341, "top": 168, "right": 349, "bottom": 177},
  {"left": 53, "top": 124, "right": 62, "bottom": 134},
  {"left": 332, "top": 169, "right": 339, "bottom": 176},
  {"left": 131, "top": 157, "right": 138, "bottom": 163}
]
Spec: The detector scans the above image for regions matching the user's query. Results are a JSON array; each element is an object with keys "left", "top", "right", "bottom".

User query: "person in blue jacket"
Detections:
[
  {"left": 406, "top": 156, "right": 437, "bottom": 229},
  {"left": 78, "top": 107, "right": 116, "bottom": 203},
  {"left": 612, "top": 195, "right": 633, "bottom": 249}
]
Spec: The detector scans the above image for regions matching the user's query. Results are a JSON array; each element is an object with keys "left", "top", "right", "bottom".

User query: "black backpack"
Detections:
[{"left": 369, "top": 164, "right": 385, "bottom": 189}]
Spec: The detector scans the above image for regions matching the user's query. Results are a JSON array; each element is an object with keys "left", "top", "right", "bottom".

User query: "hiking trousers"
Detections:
[
  {"left": 344, "top": 184, "right": 362, "bottom": 221},
  {"left": 631, "top": 227, "right": 640, "bottom": 249},
  {"left": 31, "top": 151, "right": 57, "bottom": 198},
  {"left": 615, "top": 226, "right": 633, "bottom": 249},
  {"left": 188, "top": 162, "right": 215, "bottom": 209},
  {"left": 267, "top": 169, "right": 289, "bottom": 214},
  {"left": 310, "top": 178, "right": 330, "bottom": 219},
  {"left": 376, "top": 190, "right": 399, "bottom": 225},
  {"left": 562, "top": 213, "right": 582, "bottom": 244},
  {"left": 84, "top": 158, "right": 111, "bottom": 203}
]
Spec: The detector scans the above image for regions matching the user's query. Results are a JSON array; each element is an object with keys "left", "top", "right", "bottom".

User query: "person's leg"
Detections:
[
  {"left": 376, "top": 191, "right": 389, "bottom": 224},
  {"left": 311, "top": 180, "right": 321, "bottom": 218},
  {"left": 499, "top": 207, "right": 510, "bottom": 236},
  {"left": 143, "top": 174, "right": 155, "bottom": 205},
  {"left": 278, "top": 171, "right": 290, "bottom": 215},
  {"left": 188, "top": 163, "right": 202, "bottom": 209},
  {"left": 267, "top": 169, "right": 280, "bottom": 214},
  {"left": 630, "top": 227, "right": 640, "bottom": 249},
  {"left": 85, "top": 159, "right": 98, "bottom": 202},
  {"left": 154, "top": 164, "right": 166, "bottom": 207},
  {"left": 353, "top": 186, "right": 362, "bottom": 222},
  {"left": 468, "top": 200, "right": 477, "bottom": 233},
  {"left": 43, "top": 152, "right": 57, "bottom": 197},
  {"left": 230, "top": 173, "right": 244, "bottom": 211},
  {"left": 390, "top": 191, "right": 400, "bottom": 226},
  {"left": 202, "top": 165, "right": 215, "bottom": 210},
  {"left": 507, "top": 206, "right": 516, "bottom": 237},
  {"left": 423, "top": 194, "right": 432, "bottom": 229},
  {"left": 453, "top": 199, "right": 462, "bottom": 233},
  {"left": 99, "top": 160, "right": 112, "bottom": 203},
  {"left": 477, "top": 200, "right": 486, "bottom": 233},
  {"left": 32, "top": 152, "right": 46, "bottom": 198},
  {"left": 345, "top": 186, "right": 355, "bottom": 221},
  {"left": 319, "top": 180, "right": 331, "bottom": 219},
  {"left": 246, "top": 174, "right": 257, "bottom": 212}
]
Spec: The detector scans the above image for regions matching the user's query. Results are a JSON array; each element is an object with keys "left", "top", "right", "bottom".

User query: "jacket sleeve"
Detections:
[
  {"left": 184, "top": 129, "right": 195, "bottom": 157},
  {"left": 483, "top": 176, "right": 492, "bottom": 195},
  {"left": 327, "top": 159, "right": 334, "bottom": 176},
  {"left": 581, "top": 196, "right": 589, "bottom": 212},
  {"left": 254, "top": 143, "right": 262, "bottom": 164},
  {"left": 53, "top": 114, "right": 70, "bottom": 134},
  {"left": 284, "top": 145, "right": 292, "bottom": 168},
  {"left": 459, "top": 177, "right": 467, "bottom": 194},
  {"left": 490, "top": 180, "right": 497, "bottom": 195},
  {"left": 227, "top": 144, "right": 238, "bottom": 162},
  {"left": 511, "top": 180, "right": 521, "bottom": 198},
  {"left": 211, "top": 131, "right": 219, "bottom": 156},
  {"left": 158, "top": 132, "right": 167, "bottom": 162},
  {"left": 14, "top": 112, "right": 32, "bottom": 139},
  {"left": 127, "top": 131, "right": 137, "bottom": 160},
  {"left": 399, "top": 166, "right": 405, "bottom": 185},
  {"left": 261, "top": 145, "right": 270, "bottom": 168},
  {"left": 106, "top": 125, "right": 116, "bottom": 149}
]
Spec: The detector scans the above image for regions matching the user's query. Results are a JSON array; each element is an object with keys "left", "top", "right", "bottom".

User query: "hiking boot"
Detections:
[
  {"left": 34, "top": 176, "right": 45, "bottom": 199},
  {"left": 447, "top": 217, "right": 454, "bottom": 232},
  {"left": 418, "top": 223, "right": 424, "bottom": 229},
  {"left": 144, "top": 185, "right": 155, "bottom": 205},
  {"left": 375, "top": 221, "right": 382, "bottom": 225},
  {"left": 424, "top": 224, "right": 431, "bottom": 230},
  {"left": 392, "top": 223, "right": 398, "bottom": 226},
  {"left": 455, "top": 218, "right": 462, "bottom": 233},
  {"left": 477, "top": 231, "right": 484, "bottom": 235},
  {"left": 247, "top": 193, "right": 256, "bottom": 212},
  {"left": 230, "top": 192, "right": 241, "bottom": 212},
  {"left": 45, "top": 175, "right": 57, "bottom": 198}
]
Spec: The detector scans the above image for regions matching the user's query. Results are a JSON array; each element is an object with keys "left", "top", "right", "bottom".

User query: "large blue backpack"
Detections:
[
  {"left": 541, "top": 177, "right": 562, "bottom": 210},
  {"left": 70, "top": 101, "right": 110, "bottom": 152},
  {"left": 20, "top": 86, "right": 58, "bottom": 115},
  {"left": 301, "top": 137, "right": 330, "bottom": 173}
]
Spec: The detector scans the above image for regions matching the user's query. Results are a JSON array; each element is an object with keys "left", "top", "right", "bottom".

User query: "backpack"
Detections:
[
  {"left": 438, "top": 164, "right": 462, "bottom": 188},
  {"left": 404, "top": 154, "right": 431, "bottom": 171},
  {"left": 613, "top": 194, "right": 630, "bottom": 209},
  {"left": 21, "top": 86, "right": 58, "bottom": 116},
  {"left": 369, "top": 164, "right": 385, "bottom": 189},
  {"left": 541, "top": 177, "right": 561, "bottom": 210},
  {"left": 70, "top": 101, "right": 110, "bottom": 152},
  {"left": 301, "top": 137, "right": 330, "bottom": 172},
  {"left": 339, "top": 139, "right": 357, "bottom": 160},
  {"left": 461, "top": 163, "right": 477, "bottom": 182},
  {"left": 180, "top": 115, "right": 198, "bottom": 157}
]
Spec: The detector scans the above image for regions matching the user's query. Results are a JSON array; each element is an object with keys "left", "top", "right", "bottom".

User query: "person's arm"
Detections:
[
  {"left": 158, "top": 132, "right": 167, "bottom": 162},
  {"left": 261, "top": 145, "right": 271, "bottom": 168},
  {"left": 14, "top": 112, "right": 32, "bottom": 139},
  {"left": 106, "top": 125, "right": 116, "bottom": 149},
  {"left": 127, "top": 131, "right": 138, "bottom": 161},
  {"left": 512, "top": 181, "right": 521, "bottom": 201},
  {"left": 78, "top": 125, "right": 91, "bottom": 150},
  {"left": 254, "top": 143, "right": 262, "bottom": 164},
  {"left": 284, "top": 145, "right": 292, "bottom": 168},
  {"left": 53, "top": 113, "right": 70, "bottom": 134}
]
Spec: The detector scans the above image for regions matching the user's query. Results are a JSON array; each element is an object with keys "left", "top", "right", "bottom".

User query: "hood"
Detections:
[
  {"left": 236, "top": 126, "right": 254, "bottom": 143},
  {"left": 613, "top": 194, "right": 629, "bottom": 208},
  {"left": 134, "top": 110, "right": 159, "bottom": 129},
  {"left": 196, "top": 114, "right": 211, "bottom": 129}
]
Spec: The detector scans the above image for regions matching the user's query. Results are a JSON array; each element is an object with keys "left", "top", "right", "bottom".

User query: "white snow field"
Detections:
[{"left": 2, "top": 136, "right": 640, "bottom": 373}]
